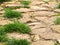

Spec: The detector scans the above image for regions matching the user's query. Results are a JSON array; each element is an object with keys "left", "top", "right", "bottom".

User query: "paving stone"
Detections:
[
  {"left": 51, "top": 25, "right": 60, "bottom": 33},
  {"left": 0, "top": 7, "right": 3, "bottom": 11},
  {"left": 33, "top": 11, "right": 56, "bottom": 17},
  {"left": 34, "top": 16, "right": 58, "bottom": 24},
  {"left": 16, "top": 8, "right": 32, "bottom": 12},
  {"left": 7, "top": 33, "right": 31, "bottom": 41},
  {"left": 30, "top": 6, "right": 49, "bottom": 11},
  {"left": 18, "top": 13, "right": 37, "bottom": 23},
  {"left": 30, "top": 1, "right": 44, "bottom": 5},
  {"left": 31, "top": 40, "right": 54, "bottom": 45},
  {"left": 31, "top": 35, "right": 40, "bottom": 41},
  {"left": 40, "top": 32, "right": 60, "bottom": 40},
  {"left": 0, "top": 11, "right": 4, "bottom": 14},
  {"left": 31, "top": 28, "right": 47, "bottom": 35},
  {"left": 0, "top": 20, "right": 12, "bottom": 25},
  {"left": 28, "top": 22, "right": 46, "bottom": 28}
]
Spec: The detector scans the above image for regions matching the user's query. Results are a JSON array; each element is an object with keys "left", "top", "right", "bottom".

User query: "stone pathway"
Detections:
[{"left": 0, "top": 0, "right": 60, "bottom": 45}]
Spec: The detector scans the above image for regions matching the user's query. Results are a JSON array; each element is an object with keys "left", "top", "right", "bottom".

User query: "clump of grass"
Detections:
[
  {"left": 0, "top": 35, "right": 8, "bottom": 42},
  {"left": 55, "top": 13, "right": 60, "bottom": 16},
  {"left": 0, "top": 26, "right": 8, "bottom": 42},
  {"left": 4, "top": 8, "right": 23, "bottom": 19},
  {"left": 20, "top": 0, "right": 31, "bottom": 8},
  {"left": 20, "top": 0, "right": 31, "bottom": 5},
  {"left": 54, "top": 41, "right": 59, "bottom": 45},
  {"left": 57, "top": 3, "right": 60, "bottom": 9},
  {"left": 6, "top": 39, "right": 31, "bottom": 45},
  {"left": 0, "top": 0, "right": 11, "bottom": 3},
  {"left": 54, "top": 17, "right": 60, "bottom": 25},
  {"left": 0, "top": 26, "right": 6, "bottom": 35},
  {"left": 4, "top": 21, "right": 31, "bottom": 34}
]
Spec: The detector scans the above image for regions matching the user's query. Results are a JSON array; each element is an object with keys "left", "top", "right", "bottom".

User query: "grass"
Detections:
[
  {"left": 4, "top": 21, "right": 31, "bottom": 34},
  {"left": 20, "top": 0, "right": 31, "bottom": 8},
  {"left": 55, "top": 13, "right": 60, "bottom": 16},
  {"left": 54, "top": 17, "right": 60, "bottom": 25},
  {"left": 0, "top": 26, "right": 8, "bottom": 42},
  {"left": 54, "top": 41, "right": 59, "bottom": 45},
  {"left": 0, "top": 35, "right": 8, "bottom": 42},
  {"left": 4, "top": 8, "right": 23, "bottom": 19},
  {"left": 6, "top": 39, "right": 31, "bottom": 45},
  {"left": 24, "top": 5, "right": 30, "bottom": 8},
  {"left": 0, "top": 0, "right": 11, "bottom": 3},
  {"left": 57, "top": 3, "right": 60, "bottom": 9},
  {"left": 0, "top": 26, "right": 6, "bottom": 35},
  {"left": 20, "top": 0, "right": 31, "bottom": 5}
]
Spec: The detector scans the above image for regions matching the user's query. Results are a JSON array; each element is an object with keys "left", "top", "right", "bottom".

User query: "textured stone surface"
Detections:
[
  {"left": 0, "top": 0, "right": 60, "bottom": 45},
  {"left": 40, "top": 32, "right": 60, "bottom": 40},
  {"left": 7, "top": 33, "right": 31, "bottom": 41},
  {"left": 7, "top": 33, "right": 30, "bottom": 39},
  {"left": 32, "top": 35, "right": 40, "bottom": 41},
  {"left": 31, "top": 40, "right": 54, "bottom": 45},
  {"left": 31, "top": 28, "right": 47, "bottom": 35},
  {"left": 51, "top": 25, "right": 60, "bottom": 33}
]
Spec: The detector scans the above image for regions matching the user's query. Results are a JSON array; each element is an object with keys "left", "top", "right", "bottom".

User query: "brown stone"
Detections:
[
  {"left": 31, "top": 28, "right": 47, "bottom": 35},
  {"left": 31, "top": 35, "right": 40, "bottom": 41},
  {"left": 7, "top": 33, "right": 31, "bottom": 41},
  {"left": 40, "top": 32, "right": 60, "bottom": 40},
  {"left": 31, "top": 40, "right": 54, "bottom": 45},
  {"left": 51, "top": 25, "right": 60, "bottom": 33}
]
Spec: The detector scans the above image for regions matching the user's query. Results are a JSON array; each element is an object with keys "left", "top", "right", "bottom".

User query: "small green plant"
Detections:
[
  {"left": 54, "top": 17, "right": 60, "bottom": 25},
  {"left": 20, "top": 0, "right": 31, "bottom": 5},
  {"left": 0, "top": 26, "right": 8, "bottom": 42},
  {"left": 54, "top": 41, "right": 59, "bottom": 45},
  {"left": 4, "top": 8, "right": 23, "bottom": 19},
  {"left": 6, "top": 39, "right": 31, "bottom": 45},
  {"left": 0, "top": 26, "right": 6, "bottom": 35},
  {"left": 0, "top": 35, "right": 8, "bottom": 42},
  {"left": 55, "top": 13, "right": 60, "bottom": 16},
  {"left": 57, "top": 3, "right": 60, "bottom": 9},
  {"left": 0, "top": 0, "right": 11, "bottom": 3},
  {"left": 20, "top": 0, "right": 31, "bottom": 8},
  {"left": 4, "top": 21, "right": 31, "bottom": 34}
]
